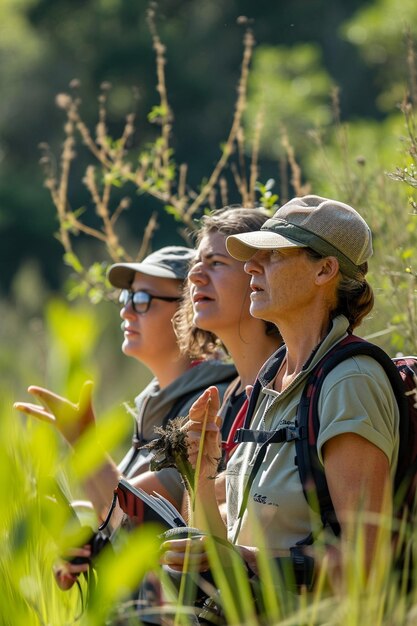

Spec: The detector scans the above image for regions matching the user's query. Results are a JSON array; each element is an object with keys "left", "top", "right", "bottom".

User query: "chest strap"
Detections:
[{"left": 234, "top": 425, "right": 303, "bottom": 444}]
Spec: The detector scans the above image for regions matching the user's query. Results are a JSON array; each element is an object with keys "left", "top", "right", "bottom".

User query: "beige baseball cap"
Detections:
[{"left": 226, "top": 195, "right": 373, "bottom": 279}]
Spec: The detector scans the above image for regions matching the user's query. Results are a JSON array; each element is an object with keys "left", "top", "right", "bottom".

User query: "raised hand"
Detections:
[
  {"left": 13, "top": 380, "right": 96, "bottom": 446},
  {"left": 186, "top": 386, "right": 222, "bottom": 479}
]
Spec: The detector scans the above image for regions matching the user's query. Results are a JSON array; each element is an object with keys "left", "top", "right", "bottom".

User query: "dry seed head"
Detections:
[
  {"left": 119, "top": 198, "right": 131, "bottom": 210},
  {"left": 56, "top": 93, "right": 72, "bottom": 110},
  {"left": 96, "top": 121, "right": 106, "bottom": 133},
  {"left": 44, "top": 178, "right": 56, "bottom": 191}
]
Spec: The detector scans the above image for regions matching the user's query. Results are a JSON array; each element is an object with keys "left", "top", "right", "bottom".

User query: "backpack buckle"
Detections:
[{"left": 285, "top": 425, "right": 301, "bottom": 441}]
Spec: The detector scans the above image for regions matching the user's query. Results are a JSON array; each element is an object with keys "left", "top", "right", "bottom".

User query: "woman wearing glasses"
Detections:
[
  {"left": 108, "top": 246, "right": 236, "bottom": 483},
  {"left": 14, "top": 245, "right": 236, "bottom": 588}
]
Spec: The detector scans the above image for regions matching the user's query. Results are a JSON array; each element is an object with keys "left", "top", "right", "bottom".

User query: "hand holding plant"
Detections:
[
  {"left": 186, "top": 386, "right": 222, "bottom": 480},
  {"left": 14, "top": 380, "right": 97, "bottom": 446},
  {"left": 146, "top": 385, "right": 222, "bottom": 492}
]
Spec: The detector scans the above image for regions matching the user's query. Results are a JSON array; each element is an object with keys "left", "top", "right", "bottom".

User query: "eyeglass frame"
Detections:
[{"left": 119, "top": 289, "right": 182, "bottom": 314}]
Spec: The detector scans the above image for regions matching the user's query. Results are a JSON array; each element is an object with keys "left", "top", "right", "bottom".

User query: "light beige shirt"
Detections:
[{"left": 226, "top": 316, "right": 399, "bottom": 555}]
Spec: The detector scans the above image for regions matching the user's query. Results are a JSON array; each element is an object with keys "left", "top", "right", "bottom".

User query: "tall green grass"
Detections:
[{"left": 4, "top": 379, "right": 416, "bottom": 626}]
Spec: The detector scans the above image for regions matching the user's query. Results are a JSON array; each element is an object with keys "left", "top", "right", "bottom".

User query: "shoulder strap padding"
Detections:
[{"left": 295, "top": 335, "right": 408, "bottom": 535}]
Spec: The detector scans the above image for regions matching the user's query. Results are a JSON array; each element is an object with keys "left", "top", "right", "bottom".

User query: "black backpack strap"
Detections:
[
  {"left": 295, "top": 334, "right": 408, "bottom": 537},
  {"left": 239, "top": 347, "right": 287, "bottom": 432},
  {"left": 117, "top": 417, "right": 142, "bottom": 476},
  {"left": 234, "top": 425, "right": 302, "bottom": 444}
]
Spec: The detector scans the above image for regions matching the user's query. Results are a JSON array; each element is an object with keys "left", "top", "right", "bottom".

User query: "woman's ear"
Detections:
[{"left": 315, "top": 256, "right": 340, "bottom": 285}]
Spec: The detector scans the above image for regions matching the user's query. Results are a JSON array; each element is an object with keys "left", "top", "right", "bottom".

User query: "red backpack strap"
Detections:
[{"left": 223, "top": 397, "right": 249, "bottom": 462}]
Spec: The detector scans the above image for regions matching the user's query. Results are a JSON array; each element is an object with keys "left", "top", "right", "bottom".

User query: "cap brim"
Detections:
[
  {"left": 226, "top": 231, "right": 306, "bottom": 261},
  {"left": 107, "top": 263, "right": 179, "bottom": 288}
]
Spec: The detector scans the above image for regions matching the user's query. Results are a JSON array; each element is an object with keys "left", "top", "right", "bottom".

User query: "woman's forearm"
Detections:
[{"left": 82, "top": 455, "right": 121, "bottom": 522}]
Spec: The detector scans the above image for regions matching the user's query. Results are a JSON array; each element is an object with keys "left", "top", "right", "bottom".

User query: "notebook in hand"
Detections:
[{"left": 116, "top": 477, "right": 187, "bottom": 529}]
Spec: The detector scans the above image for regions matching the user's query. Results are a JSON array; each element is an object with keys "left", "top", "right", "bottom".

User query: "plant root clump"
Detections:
[{"left": 143, "top": 416, "right": 194, "bottom": 490}]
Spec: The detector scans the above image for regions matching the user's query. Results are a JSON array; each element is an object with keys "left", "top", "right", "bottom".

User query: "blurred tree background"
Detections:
[{"left": 2, "top": 0, "right": 417, "bottom": 418}]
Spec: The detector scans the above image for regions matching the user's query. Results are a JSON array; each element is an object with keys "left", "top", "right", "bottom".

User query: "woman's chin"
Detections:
[
  {"left": 193, "top": 311, "right": 214, "bottom": 330},
  {"left": 249, "top": 301, "right": 269, "bottom": 320},
  {"left": 121, "top": 341, "right": 142, "bottom": 359}
]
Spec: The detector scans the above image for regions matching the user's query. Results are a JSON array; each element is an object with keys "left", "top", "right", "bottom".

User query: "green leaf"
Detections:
[{"left": 63, "top": 252, "right": 84, "bottom": 273}]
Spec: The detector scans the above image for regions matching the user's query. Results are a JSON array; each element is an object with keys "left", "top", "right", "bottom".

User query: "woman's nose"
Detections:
[
  {"left": 244, "top": 251, "right": 265, "bottom": 275},
  {"left": 188, "top": 263, "right": 208, "bottom": 285},
  {"left": 120, "top": 301, "right": 135, "bottom": 320}
]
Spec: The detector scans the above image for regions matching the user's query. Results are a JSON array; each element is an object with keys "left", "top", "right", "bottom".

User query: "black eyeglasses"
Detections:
[{"left": 119, "top": 289, "right": 182, "bottom": 314}]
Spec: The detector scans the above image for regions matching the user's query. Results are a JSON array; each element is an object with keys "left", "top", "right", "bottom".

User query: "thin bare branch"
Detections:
[
  {"left": 281, "top": 130, "right": 310, "bottom": 197},
  {"left": 248, "top": 109, "right": 264, "bottom": 206},
  {"left": 184, "top": 27, "right": 255, "bottom": 219},
  {"left": 135, "top": 212, "right": 159, "bottom": 261}
]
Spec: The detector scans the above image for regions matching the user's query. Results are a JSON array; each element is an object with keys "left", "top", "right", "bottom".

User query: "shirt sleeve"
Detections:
[{"left": 316, "top": 355, "right": 399, "bottom": 466}]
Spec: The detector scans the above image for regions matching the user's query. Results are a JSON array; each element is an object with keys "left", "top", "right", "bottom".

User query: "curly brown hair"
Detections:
[{"left": 174, "top": 206, "right": 281, "bottom": 359}]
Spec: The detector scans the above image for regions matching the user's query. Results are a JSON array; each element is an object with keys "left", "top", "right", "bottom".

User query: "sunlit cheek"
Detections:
[{"left": 149, "top": 313, "right": 179, "bottom": 346}]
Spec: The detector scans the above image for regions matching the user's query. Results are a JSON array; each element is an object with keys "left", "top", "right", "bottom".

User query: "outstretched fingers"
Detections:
[
  {"left": 13, "top": 401, "right": 55, "bottom": 424},
  {"left": 29, "top": 385, "right": 75, "bottom": 413},
  {"left": 14, "top": 382, "right": 96, "bottom": 446}
]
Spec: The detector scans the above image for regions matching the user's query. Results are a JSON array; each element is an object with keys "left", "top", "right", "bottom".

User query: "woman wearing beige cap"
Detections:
[
  {"left": 14, "top": 245, "right": 236, "bottom": 589},
  {"left": 163, "top": 195, "right": 399, "bottom": 598}
]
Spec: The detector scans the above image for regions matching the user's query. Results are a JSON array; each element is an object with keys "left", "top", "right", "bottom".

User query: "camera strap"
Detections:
[{"left": 98, "top": 490, "right": 118, "bottom": 531}]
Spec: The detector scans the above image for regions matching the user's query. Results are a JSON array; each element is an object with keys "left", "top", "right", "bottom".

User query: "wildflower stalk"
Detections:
[
  {"left": 184, "top": 27, "right": 255, "bottom": 222},
  {"left": 172, "top": 400, "right": 210, "bottom": 626}
]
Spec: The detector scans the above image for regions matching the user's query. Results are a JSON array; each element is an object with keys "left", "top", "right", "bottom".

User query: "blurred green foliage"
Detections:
[
  {"left": 342, "top": 0, "right": 417, "bottom": 112},
  {"left": 246, "top": 44, "right": 333, "bottom": 158}
]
